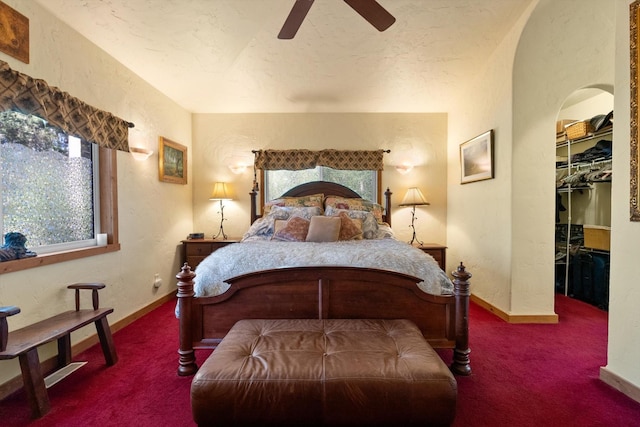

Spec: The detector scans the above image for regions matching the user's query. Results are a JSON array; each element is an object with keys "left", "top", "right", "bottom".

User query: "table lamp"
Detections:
[
  {"left": 399, "top": 187, "right": 430, "bottom": 246},
  {"left": 209, "top": 182, "right": 232, "bottom": 240}
]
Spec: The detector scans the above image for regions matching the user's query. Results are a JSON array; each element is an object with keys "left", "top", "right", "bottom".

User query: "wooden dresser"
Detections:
[
  {"left": 413, "top": 243, "right": 447, "bottom": 270},
  {"left": 181, "top": 239, "right": 239, "bottom": 269}
]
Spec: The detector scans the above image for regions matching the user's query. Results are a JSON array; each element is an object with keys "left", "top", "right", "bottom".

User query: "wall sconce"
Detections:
[
  {"left": 399, "top": 187, "right": 430, "bottom": 246},
  {"left": 130, "top": 147, "right": 153, "bottom": 161},
  {"left": 228, "top": 164, "right": 248, "bottom": 174},
  {"left": 395, "top": 163, "right": 414, "bottom": 175},
  {"left": 209, "top": 182, "right": 233, "bottom": 240},
  {"left": 128, "top": 126, "right": 153, "bottom": 160}
]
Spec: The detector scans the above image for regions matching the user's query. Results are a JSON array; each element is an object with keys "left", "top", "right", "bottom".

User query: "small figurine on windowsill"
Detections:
[{"left": 0, "top": 232, "right": 37, "bottom": 262}]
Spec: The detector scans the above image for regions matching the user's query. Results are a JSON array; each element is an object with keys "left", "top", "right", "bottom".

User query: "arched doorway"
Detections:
[{"left": 554, "top": 87, "right": 613, "bottom": 310}]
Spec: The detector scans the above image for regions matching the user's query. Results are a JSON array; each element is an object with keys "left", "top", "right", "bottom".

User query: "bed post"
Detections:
[
  {"left": 250, "top": 187, "right": 258, "bottom": 224},
  {"left": 384, "top": 187, "right": 392, "bottom": 227},
  {"left": 451, "top": 262, "right": 472, "bottom": 375},
  {"left": 176, "top": 263, "right": 198, "bottom": 376}
]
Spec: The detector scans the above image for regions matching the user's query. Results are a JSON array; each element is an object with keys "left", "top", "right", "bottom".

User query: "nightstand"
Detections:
[
  {"left": 413, "top": 243, "right": 447, "bottom": 270},
  {"left": 181, "top": 238, "right": 240, "bottom": 269}
]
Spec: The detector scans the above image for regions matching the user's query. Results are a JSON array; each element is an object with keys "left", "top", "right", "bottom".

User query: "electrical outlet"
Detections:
[{"left": 153, "top": 274, "right": 162, "bottom": 289}]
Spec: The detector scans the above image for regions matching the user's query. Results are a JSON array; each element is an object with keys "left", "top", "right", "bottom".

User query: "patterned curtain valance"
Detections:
[
  {"left": 254, "top": 149, "right": 388, "bottom": 171},
  {"left": 0, "top": 61, "right": 130, "bottom": 152}
]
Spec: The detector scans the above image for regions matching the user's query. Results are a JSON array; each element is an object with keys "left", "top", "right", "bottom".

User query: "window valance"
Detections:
[
  {"left": 0, "top": 60, "right": 130, "bottom": 152},
  {"left": 254, "top": 149, "right": 388, "bottom": 171}
]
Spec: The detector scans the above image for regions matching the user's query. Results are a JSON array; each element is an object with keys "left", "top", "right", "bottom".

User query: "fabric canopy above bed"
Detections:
[{"left": 193, "top": 239, "right": 454, "bottom": 298}]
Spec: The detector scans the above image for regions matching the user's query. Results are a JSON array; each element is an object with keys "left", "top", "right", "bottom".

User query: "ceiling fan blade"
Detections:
[
  {"left": 278, "top": 0, "right": 315, "bottom": 39},
  {"left": 343, "top": 0, "right": 395, "bottom": 32}
]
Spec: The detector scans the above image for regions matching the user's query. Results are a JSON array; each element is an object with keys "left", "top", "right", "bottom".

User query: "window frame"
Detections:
[{"left": 0, "top": 146, "right": 120, "bottom": 275}]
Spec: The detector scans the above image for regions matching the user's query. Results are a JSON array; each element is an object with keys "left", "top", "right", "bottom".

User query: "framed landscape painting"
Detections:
[
  {"left": 159, "top": 137, "right": 187, "bottom": 184},
  {"left": 460, "top": 130, "right": 494, "bottom": 184}
]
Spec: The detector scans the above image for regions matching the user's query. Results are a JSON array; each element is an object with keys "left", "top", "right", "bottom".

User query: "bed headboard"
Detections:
[
  {"left": 250, "top": 181, "right": 392, "bottom": 226},
  {"left": 281, "top": 181, "right": 361, "bottom": 198}
]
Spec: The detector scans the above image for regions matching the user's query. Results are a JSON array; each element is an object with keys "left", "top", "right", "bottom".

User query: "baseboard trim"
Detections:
[
  {"left": 600, "top": 366, "right": 640, "bottom": 404},
  {"left": 471, "top": 294, "right": 559, "bottom": 324},
  {"left": 0, "top": 292, "right": 176, "bottom": 401}
]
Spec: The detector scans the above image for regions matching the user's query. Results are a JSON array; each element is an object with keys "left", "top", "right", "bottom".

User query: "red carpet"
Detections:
[{"left": 1, "top": 294, "right": 639, "bottom": 426}]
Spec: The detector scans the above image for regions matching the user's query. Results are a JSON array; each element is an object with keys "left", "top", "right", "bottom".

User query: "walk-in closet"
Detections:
[{"left": 555, "top": 88, "right": 613, "bottom": 310}]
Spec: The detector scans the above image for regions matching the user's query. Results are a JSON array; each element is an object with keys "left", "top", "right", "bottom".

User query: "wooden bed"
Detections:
[{"left": 176, "top": 181, "right": 471, "bottom": 377}]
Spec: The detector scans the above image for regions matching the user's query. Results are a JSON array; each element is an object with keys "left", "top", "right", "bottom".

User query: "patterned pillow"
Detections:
[
  {"left": 242, "top": 215, "right": 276, "bottom": 241},
  {"left": 268, "top": 205, "right": 323, "bottom": 220},
  {"left": 272, "top": 216, "right": 310, "bottom": 242},
  {"left": 324, "top": 195, "right": 384, "bottom": 223},
  {"left": 336, "top": 211, "right": 363, "bottom": 240},
  {"left": 306, "top": 216, "right": 341, "bottom": 242},
  {"left": 264, "top": 193, "right": 324, "bottom": 215},
  {"left": 325, "top": 207, "right": 378, "bottom": 239},
  {"left": 374, "top": 223, "right": 395, "bottom": 239}
]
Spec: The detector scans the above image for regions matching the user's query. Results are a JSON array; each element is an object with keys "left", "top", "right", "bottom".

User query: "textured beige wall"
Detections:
[
  {"left": 446, "top": 1, "right": 536, "bottom": 309},
  {"left": 0, "top": 1, "right": 192, "bottom": 384},
  {"left": 191, "top": 113, "right": 448, "bottom": 245},
  {"left": 511, "top": 0, "right": 614, "bottom": 315},
  {"left": 605, "top": 0, "right": 640, "bottom": 394}
]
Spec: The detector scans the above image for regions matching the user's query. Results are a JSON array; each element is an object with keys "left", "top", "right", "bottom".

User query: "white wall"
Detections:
[
  {"left": 0, "top": 1, "right": 193, "bottom": 384},
  {"left": 511, "top": 0, "right": 615, "bottom": 316},
  {"left": 191, "top": 113, "right": 448, "bottom": 245},
  {"left": 446, "top": 1, "right": 537, "bottom": 309},
  {"left": 603, "top": 0, "right": 640, "bottom": 393}
]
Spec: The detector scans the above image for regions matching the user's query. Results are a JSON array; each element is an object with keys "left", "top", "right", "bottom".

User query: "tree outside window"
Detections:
[{"left": 265, "top": 167, "right": 377, "bottom": 202}]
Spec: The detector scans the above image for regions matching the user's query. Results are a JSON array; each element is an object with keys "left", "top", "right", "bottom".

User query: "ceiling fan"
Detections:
[{"left": 278, "top": 0, "right": 396, "bottom": 39}]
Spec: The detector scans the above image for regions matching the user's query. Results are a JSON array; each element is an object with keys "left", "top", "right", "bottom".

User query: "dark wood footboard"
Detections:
[{"left": 176, "top": 263, "right": 471, "bottom": 377}]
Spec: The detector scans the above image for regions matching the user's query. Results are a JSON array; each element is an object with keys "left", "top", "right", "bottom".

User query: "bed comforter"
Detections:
[{"left": 192, "top": 238, "right": 454, "bottom": 298}]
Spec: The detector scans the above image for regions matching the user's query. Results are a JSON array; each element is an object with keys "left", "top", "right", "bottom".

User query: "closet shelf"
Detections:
[{"left": 556, "top": 128, "right": 612, "bottom": 148}]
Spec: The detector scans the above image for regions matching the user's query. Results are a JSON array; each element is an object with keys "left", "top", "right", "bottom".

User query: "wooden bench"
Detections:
[{"left": 0, "top": 283, "right": 117, "bottom": 418}]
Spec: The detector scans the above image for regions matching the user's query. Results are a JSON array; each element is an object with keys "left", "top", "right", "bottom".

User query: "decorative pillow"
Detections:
[
  {"left": 264, "top": 193, "right": 324, "bottom": 215},
  {"left": 305, "top": 216, "right": 341, "bottom": 242},
  {"left": 375, "top": 223, "right": 395, "bottom": 239},
  {"left": 336, "top": 211, "right": 363, "bottom": 240},
  {"left": 324, "top": 195, "right": 384, "bottom": 223},
  {"left": 242, "top": 216, "right": 276, "bottom": 241},
  {"left": 268, "top": 205, "right": 323, "bottom": 220},
  {"left": 325, "top": 207, "right": 378, "bottom": 239},
  {"left": 272, "top": 216, "right": 310, "bottom": 242}
]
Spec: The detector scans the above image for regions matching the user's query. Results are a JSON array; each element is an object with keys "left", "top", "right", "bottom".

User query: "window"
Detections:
[
  {"left": 264, "top": 167, "right": 378, "bottom": 202},
  {"left": 0, "top": 111, "right": 101, "bottom": 254}
]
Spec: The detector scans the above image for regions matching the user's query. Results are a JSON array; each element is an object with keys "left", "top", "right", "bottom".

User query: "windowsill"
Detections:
[{"left": 0, "top": 243, "right": 121, "bottom": 275}]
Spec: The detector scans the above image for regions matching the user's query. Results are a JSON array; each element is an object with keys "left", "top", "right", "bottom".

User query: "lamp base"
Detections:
[
  {"left": 408, "top": 234, "right": 423, "bottom": 247},
  {"left": 212, "top": 227, "right": 228, "bottom": 240},
  {"left": 407, "top": 206, "right": 423, "bottom": 246},
  {"left": 213, "top": 201, "right": 228, "bottom": 240}
]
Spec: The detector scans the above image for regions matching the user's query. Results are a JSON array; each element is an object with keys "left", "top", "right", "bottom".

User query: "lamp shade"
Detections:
[
  {"left": 399, "top": 187, "right": 430, "bottom": 206},
  {"left": 209, "top": 182, "right": 232, "bottom": 200}
]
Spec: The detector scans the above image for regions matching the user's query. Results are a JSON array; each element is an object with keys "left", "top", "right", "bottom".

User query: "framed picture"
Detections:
[
  {"left": 159, "top": 137, "right": 187, "bottom": 184},
  {"left": 460, "top": 130, "right": 494, "bottom": 184}
]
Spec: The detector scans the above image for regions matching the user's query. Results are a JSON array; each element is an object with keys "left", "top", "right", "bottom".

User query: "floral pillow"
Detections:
[
  {"left": 242, "top": 215, "right": 275, "bottom": 241},
  {"left": 272, "top": 216, "right": 310, "bottom": 242},
  {"left": 324, "top": 195, "right": 384, "bottom": 224},
  {"left": 242, "top": 206, "right": 323, "bottom": 241},
  {"left": 325, "top": 206, "right": 378, "bottom": 239},
  {"left": 264, "top": 193, "right": 324, "bottom": 215},
  {"left": 336, "top": 211, "right": 363, "bottom": 240},
  {"left": 268, "top": 205, "right": 323, "bottom": 221}
]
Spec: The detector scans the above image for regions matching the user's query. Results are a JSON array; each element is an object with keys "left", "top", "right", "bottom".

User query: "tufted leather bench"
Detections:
[{"left": 191, "top": 318, "right": 457, "bottom": 426}]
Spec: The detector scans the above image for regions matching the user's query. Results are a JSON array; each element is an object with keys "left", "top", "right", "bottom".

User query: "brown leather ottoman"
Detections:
[{"left": 191, "top": 319, "right": 457, "bottom": 427}]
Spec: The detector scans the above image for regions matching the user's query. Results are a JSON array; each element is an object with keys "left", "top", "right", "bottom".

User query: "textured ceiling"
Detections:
[{"left": 34, "top": 0, "right": 533, "bottom": 113}]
